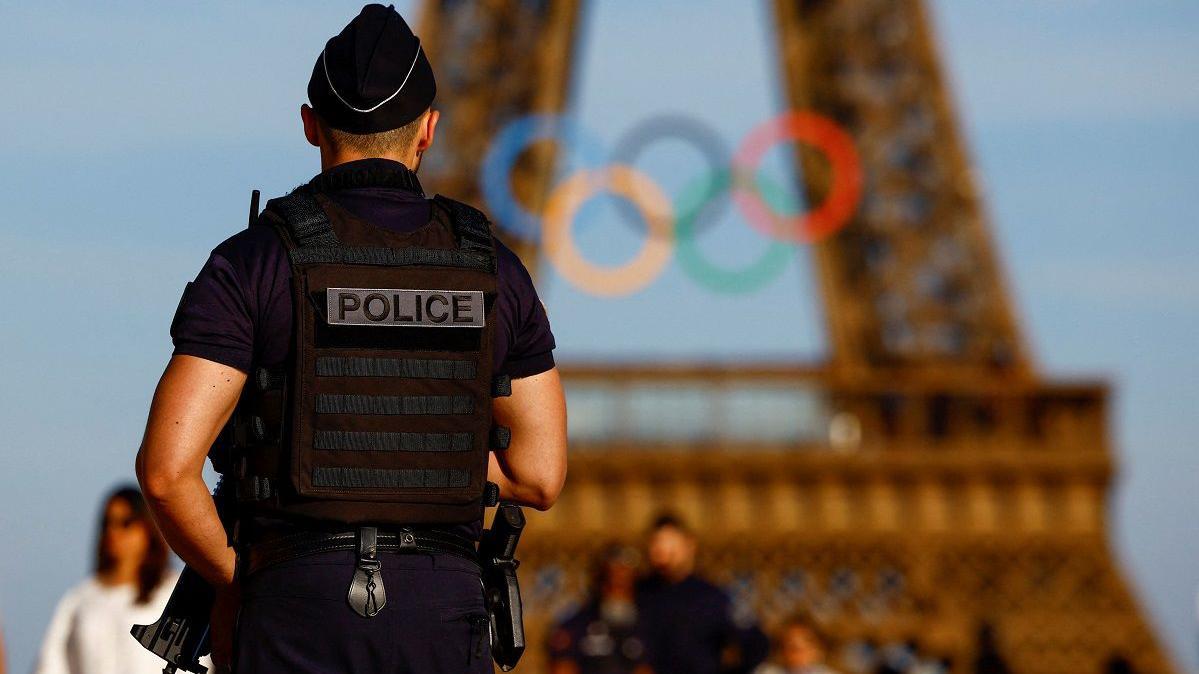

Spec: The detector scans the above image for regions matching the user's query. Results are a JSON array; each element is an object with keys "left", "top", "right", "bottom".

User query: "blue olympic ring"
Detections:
[{"left": 480, "top": 114, "right": 607, "bottom": 242}]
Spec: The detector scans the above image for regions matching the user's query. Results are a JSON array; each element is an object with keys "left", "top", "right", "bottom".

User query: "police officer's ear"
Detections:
[
  {"left": 300, "top": 104, "right": 323, "bottom": 149},
  {"left": 414, "top": 109, "right": 440, "bottom": 156}
]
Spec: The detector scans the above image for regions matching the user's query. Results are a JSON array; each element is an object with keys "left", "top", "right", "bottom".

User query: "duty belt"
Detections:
[{"left": 243, "top": 526, "right": 479, "bottom": 578}]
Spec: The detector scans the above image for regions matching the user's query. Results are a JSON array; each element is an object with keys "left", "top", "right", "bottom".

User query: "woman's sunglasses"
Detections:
[{"left": 102, "top": 514, "right": 140, "bottom": 531}]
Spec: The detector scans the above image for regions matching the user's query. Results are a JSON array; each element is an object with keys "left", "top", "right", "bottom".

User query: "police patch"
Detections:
[{"left": 327, "top": 288, "right": 485, "bottom": 328}]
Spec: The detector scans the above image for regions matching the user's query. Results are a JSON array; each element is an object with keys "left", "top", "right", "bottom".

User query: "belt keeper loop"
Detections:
[{"left": 357, "top": 526, "right": 379, "bottom": 565}]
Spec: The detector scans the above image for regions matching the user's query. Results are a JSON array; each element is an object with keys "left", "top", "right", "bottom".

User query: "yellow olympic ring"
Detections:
[{"left": 542, "top": 166, "right": 675, "bottom": 298}]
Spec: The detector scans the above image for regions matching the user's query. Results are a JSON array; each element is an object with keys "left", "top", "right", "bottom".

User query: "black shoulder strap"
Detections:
[
  {"left": 260, "top": 187, "right": 496, "bottom": 273},
  {"left": 432, "top": 195, "right": 497, "bottom": 271},
  {"left": 261, "top": 185, "right": 340, "bottom": 249}
]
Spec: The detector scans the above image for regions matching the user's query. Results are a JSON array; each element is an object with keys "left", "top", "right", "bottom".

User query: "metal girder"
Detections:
[
  {"left": 418, "top": 0, "right": 582, "bottom": 268},
  {"left": 773, "top": 0, "right": 1030, "bottom": 378}
]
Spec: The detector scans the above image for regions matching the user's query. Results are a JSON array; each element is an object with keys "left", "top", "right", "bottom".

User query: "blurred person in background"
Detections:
[
  {"left": 636, "top": 513, "right": 768, "bottom": 674},
  {"left": 1, "top": 619, "right": 6, "bottom": 674},
  {"left": 874, "top": 641, "right": 916, "bottom": 674},
  {"left": 755, "top": 615, "right": 840, "bottom": 674},
  {"left": 971, "top": 623, "right": 1010, "bottom": 674},
  {"left": 33, "top": 485, "right": 177, "bottom": 674},
  {"left": 1103, "top": 654, "right": 1135, "bottom": 674},
  {"left": 547, "top": 544, "right": 653, "bottom": 674}
]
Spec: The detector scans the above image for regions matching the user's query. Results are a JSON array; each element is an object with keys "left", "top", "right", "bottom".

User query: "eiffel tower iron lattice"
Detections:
[{"left": 418, "top": 1, "right": 1176, "bottom": 672}]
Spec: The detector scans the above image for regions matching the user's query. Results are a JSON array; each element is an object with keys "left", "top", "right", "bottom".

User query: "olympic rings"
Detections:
[
  {"left": 542, "top": 166, "right": 674, "bottom": 298},
  {"left": 610, "top": 113, "right": 731, "bottom": 237},
  {"left": 477, "top": 110, "right": 863, "bottom": 296},
  {"left": 675, "top": 170, "right": 794, "bottom": 295},
  {"left": 732, "top": 110, "right": 862, "bottom": 243},
  {"left": 480, "top": 114, "right": 606, "bottom": 242}
]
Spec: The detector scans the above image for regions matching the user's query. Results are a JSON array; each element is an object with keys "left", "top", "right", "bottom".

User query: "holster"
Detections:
[{"left": 479, "top": 504, "right": 526, "bottom": 671}]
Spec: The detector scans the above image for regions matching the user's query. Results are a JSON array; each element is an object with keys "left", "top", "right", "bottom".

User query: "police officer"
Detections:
[{"left": 135, "top": 5, "right": 568, "bottom": 672}]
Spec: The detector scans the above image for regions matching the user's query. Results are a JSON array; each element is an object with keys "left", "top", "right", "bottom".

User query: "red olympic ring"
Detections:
[{"left": 731, "top": 111, "right": 862, "bottom": 243}]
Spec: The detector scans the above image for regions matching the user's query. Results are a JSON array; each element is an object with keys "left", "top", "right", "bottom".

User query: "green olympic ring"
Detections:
[{"left": 674, "top": 169, "right": 797, "bottom": 294}]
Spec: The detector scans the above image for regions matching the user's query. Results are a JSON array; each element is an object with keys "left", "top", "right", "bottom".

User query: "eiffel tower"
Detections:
[{"left": 417, "top": 1, "right": 1176, "bottom": 672}]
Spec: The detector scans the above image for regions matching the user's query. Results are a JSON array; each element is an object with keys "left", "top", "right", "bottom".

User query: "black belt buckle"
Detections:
[{"left": 347, "top": 526, "right": 387, "bottom": 618}]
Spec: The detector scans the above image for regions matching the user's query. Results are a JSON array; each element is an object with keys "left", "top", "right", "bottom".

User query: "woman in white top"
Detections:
[{"left": 34, "top": 485, "right": 178, "bottom": 674}]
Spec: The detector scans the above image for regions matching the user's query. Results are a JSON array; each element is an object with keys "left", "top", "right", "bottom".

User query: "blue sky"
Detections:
[{"left": 0, "top": 1, "right": 1196, "bottom": 671}]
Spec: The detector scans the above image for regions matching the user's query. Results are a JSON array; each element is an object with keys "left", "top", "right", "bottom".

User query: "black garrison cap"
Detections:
[{"left": 307, "top": 4, "right": 436, "bottom": 134}]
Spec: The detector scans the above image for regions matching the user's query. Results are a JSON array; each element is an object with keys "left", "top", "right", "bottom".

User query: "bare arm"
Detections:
[
  {"left": 135, "top": 355, "right": 246, "bottom": 587},
  {"left": 488, "top": 367, "right": 568, "bottom": 510}
]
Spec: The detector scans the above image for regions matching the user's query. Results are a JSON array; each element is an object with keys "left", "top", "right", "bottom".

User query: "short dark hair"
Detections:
[
  {"left": 649, "top": 511, "right": 692, "bottom": 535},
  {"left": 321, "top": 109, "right": 428, "bottom": 158}
]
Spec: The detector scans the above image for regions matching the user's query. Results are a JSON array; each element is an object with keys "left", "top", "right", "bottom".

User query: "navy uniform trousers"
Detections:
[{"left": 234, "top": 549, "right": 492, "bottom": 673}]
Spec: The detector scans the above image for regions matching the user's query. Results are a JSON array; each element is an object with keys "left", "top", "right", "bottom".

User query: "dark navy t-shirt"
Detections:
[{"left": 169, "top": 159, "right": 556, "bottom": 540}]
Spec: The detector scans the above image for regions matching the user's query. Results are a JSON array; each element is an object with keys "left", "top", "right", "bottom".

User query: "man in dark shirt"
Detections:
[
  {"left": 636, "top": 514, "right": 769, "bottom": 674},
  {"left": 135, "top": 5, "right": 567, "bottom": 672}
]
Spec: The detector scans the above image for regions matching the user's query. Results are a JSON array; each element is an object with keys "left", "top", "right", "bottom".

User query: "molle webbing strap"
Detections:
[
  {"left": 237, "top": 475, "right": 275, "bottom": 502},
  {"left": 254, "top": 366, "right": 287, "bottom": 391},
  {"left": 490, "top": 426, "right": 512, "bottom": 450},
  {"left": 269, "top": 188, "right": 497, "bottom": 271},
  {"left": 289, "top": 246, "right": 492, "bottom": 270},
  {"left": 316, "top": 357, "right": 477, "bottom": 380},
  {"left": 433, "top": 196, "right": 496, "bottom": 272},
  {"left": 314, "top": 430, "right": 473, "bottom": 452},
  {"left": 312, "top": 467, "right": 470, "bottom": 489},
  {"left": 484, "top": 481, "right": 501, "bottom": 507},
  {"left": 491, "top": 374, "right": 512, "bottom": 397},
  {"left": 268, "top": 187, "right": 339, "bottom": 248},
  {"left": 316, "top": 394, "right": 474, "bottom": 416}
]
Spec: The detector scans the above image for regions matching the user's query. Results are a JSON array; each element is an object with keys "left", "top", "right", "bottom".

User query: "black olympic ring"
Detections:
[{"left": 609, "top": 113, "right": 732, "bottom": 238}]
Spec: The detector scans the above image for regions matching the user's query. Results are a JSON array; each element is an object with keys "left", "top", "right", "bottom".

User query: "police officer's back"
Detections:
[{"left": 135, "top": 5, "right": 568, "bottom": 672}]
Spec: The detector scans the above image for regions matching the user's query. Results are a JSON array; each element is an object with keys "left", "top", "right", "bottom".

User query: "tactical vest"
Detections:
[{"left": 226, "top": 185, "right": 509, "bottom": 525}]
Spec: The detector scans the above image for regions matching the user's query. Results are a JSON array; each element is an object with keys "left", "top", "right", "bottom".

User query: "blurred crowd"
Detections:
[
  {"left": 10, "top": 488, "right": 1151, "bottom": 674},
  {"left": 545, "top": 513, "right": 865, "bottom": 674},
  {"left": 544, "top": 513, "right": 1145, "bottom": 674},
  {"left": 547, "top": 514, "right": 769, "bottom": 674}
]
